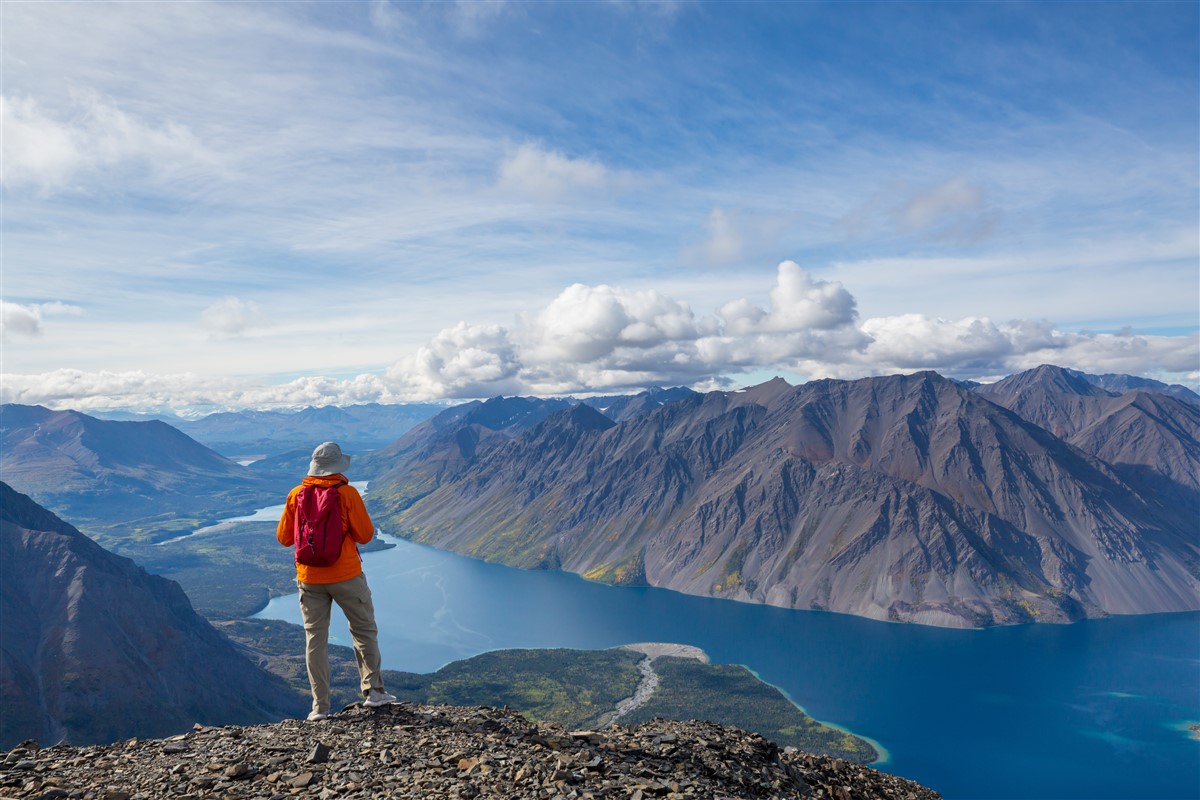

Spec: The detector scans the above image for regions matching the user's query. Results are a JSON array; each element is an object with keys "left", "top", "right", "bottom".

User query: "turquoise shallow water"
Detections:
[{"left": 256, "top": 536, "right": 1200, "bottom": 800}]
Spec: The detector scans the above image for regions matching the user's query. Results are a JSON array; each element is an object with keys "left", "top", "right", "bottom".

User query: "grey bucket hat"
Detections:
[{"left": 308, "top": 441, "right": 351, "bottom": 477}]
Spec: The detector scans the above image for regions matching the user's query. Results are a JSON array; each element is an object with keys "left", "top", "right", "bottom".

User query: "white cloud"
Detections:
[
  {"left": 0, "top": 301, "right": 83, "bottom": 336},
  {"left": 760, "top": 260, "right": 858, "bottom": 332},
  {"left": 383, "top": 262, "right": 1196, "bottom": 398},
  {"left": 388, "top": 322, "right": 523, "bottom": 399},
  {"left": 0, "top": 368, "right": 406, "bottom": 413},
  {"left": 527, "top": 284, "right": 708, "bottom": 363},
  {"left": 497, "top": 142, "right": 616, "bottom": 201},
  {"left": 859, "top": 314, "right": 1016, "bottom": 368},
  {"left": 4, "top": 262, "right": 1196, "bottom": 409},
  {"left": 200, "top": 297, "right": 270, "bottom": 338},
  {"left": 387, "top": 262, "right": 870, "bottom": 397},
  {"left": 822, "top": 314, "right": 1200, "bottom": 381},
  {"left": 1, "top": 94, "right": 210, "bottom": 194},
  {"left": 688, "top": 207, "right": 744, "bottom": 266},
  {"left": 1, "top": 303, "right": 42, "bottom": 336}
]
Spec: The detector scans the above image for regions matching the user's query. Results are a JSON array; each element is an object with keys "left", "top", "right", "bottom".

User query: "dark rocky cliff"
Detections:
[{"left": 0, "top": 483, "right": 306, "bottom": 749}]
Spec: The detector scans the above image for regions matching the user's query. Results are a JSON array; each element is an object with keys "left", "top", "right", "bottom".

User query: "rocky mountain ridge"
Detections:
[
  {"left": 363, "top": 389, "right": 694, "bottom": 520},
  {"left": 973, "top": 364, "right": 1200, "bottom": 525},
  {"left": 0, "top": 702, "right": 940, "bottom": 800},
  {"left": 374, "top": 368, "right": 1198, "bottom": 628}
]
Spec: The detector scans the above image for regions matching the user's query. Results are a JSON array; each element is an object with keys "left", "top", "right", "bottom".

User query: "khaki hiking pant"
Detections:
[{"left": 298, "top": 572, "right": 384, "bottom": 715}]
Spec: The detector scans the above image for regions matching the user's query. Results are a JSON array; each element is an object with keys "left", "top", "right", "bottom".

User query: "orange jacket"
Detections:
[{"left": 276, "top": 474, "right": 374, "bottom": 585}]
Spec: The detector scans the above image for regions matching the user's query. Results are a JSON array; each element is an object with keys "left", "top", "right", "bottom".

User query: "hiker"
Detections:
[{"left": 276, "top": 441, "right": 397, "bottom": 720}]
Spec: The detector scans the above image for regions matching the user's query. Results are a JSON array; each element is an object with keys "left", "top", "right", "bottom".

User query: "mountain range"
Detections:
[
  {"left": 0, "top": 483, "right": 306, "bottom": 749},
  {"left": 0, "top": 404, "right": 281, "bottom": 545},
  {"left": 361, "top": 388, "right": 697, "bottom": 518},
  {"left": 94, "top": 402, "right": 446, "bottom": 456},
  {"left": 370, "top": 366, "right": 1198, "bottom": 628}
]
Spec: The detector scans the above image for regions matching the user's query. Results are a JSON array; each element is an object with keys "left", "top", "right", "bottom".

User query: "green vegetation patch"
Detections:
[
  {"left": 621, "top": 657, "right": 878, "bottom": 763},
  {"left": 392, "top": 649, "right": 643, "bottom": 729},
  {"left": 219, "top": 621, "right": 644, "bottom": 727},
  {"left": 582, "top": 548, "right": 647, "bottom": 586},
  {"left": 220, "top": 621, "right": 878, "bottom": 765}
]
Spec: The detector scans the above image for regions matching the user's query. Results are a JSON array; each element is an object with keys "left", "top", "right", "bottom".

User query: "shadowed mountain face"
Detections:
[
  {"left": 0, "top": 483, "right": 306, "bottom": 748},
  {"left": 373, "top": 371, "right": 1198, "bottom": 628},
  {"left": 975, "top": 365, "right": 1200, "bottom": 528},
  {"left": 0, "top": 405, "right": 280, "bottom": 541},
  {"left": 361, "top": 396, "right": 576, "bottom": 516}
]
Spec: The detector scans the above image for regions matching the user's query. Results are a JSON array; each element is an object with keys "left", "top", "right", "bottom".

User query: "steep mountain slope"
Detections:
[
  {"left": 0, "top": 404, "right": 279, "bottom": 541},
  {"left": 975, "top": 365, "right": 1200, "bottom": 511},
  {"left": 363, "top": 390, "right": 697, "bottom": 518},
  {"left": 973, "top": 364, "right": 1118, "bottom": 439},
  {"left": 0, "top": 483, "right": 305, "bottom": 748},
  {"left": 362, "top": 396, "right": 575, "bottom": 516},
  {"left": 381, "top": 373, "right": 1198, "bottom": 628}
]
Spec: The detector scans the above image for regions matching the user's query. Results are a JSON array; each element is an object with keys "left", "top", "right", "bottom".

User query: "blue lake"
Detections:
[{"left": 256, "top": 535, "right": 1200, "bottom": 800}]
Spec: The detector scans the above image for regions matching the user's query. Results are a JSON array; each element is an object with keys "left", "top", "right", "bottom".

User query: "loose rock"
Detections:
[{"left": 0, "top": 702, "right": 941, "bottom": 800}]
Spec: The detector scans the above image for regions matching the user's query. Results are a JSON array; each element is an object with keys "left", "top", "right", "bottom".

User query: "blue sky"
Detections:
[{"left": 2, "top": 1, "right": 1197, "bottom": 411}]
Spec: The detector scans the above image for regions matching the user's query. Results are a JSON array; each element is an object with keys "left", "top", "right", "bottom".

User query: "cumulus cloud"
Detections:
[
  {"left": 527, "top": 284, "right": 710, "bottom": 363},
  {"left": 4, "top": 262, "right": 1195, "bottom": 410},
  {"left": 384, "top": 261, "right": 868, "bottom": 397},
  {"left": 1, "top": 300, "right": 83, "bottom": 336},
  {"left": 1, "top": 303, "right": 42, "bottom": 336},
  {"left": 380, "top": 261, "right": 1195, "bottom": 398},
  {"left": 1, "top": 94, "right": 210, "bottom": 193},
  {"left": 200, "top": 297, "right": 270, "bottom": 337},
  {"left": 388, "top": 322, "right": 523, "bottom": 399},
  {"left": 497, "top": 142, "right": 617, "bottom": 201}
]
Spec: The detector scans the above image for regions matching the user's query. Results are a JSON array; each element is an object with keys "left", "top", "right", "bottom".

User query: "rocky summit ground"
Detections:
[{"left": 0, "top": 702, "right": 939, "bottom": 800}]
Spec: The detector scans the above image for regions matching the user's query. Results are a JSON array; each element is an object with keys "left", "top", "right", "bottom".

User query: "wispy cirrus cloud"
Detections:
[{"left": 0, "top": 2, "right": 1194, "bottom": 409}]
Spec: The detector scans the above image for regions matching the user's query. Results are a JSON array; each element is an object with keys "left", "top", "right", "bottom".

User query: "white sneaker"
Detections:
[
  {"left": 363, "top": 688, "right": 397, "bottom": 707},
  {"left": 307, "top": 710, "right": 329, "bottom": 721}
]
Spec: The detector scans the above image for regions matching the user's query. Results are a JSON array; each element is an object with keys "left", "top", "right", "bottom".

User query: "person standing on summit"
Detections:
[{"left": 276, "top": 442, "right": 397, "bottom": 720}]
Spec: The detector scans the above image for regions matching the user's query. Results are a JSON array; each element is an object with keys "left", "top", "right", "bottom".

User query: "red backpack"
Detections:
[{"left": 294, "top": 483, "right": 346, "bottom": 567}]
